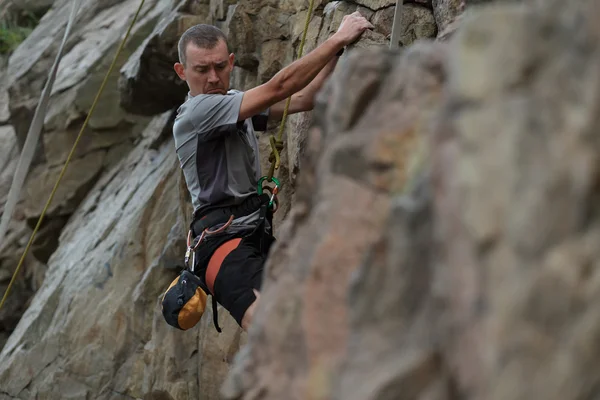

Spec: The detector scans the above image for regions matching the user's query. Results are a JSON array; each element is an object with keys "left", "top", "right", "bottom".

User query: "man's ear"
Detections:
[
  {"left": 174, "top": 63, "right": 186, "bottom": 80},
  {"left": 228, "top": 53, "right": 235, "bottom": 69}
]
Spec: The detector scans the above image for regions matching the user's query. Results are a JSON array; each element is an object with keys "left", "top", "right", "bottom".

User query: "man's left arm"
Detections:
[{"left": 268, "top": 54, "right": 340, "bottom": 120}]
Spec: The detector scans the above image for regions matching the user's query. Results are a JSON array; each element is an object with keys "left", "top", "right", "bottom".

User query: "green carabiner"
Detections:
[{"left": 258, "top": 176, "right": 280, "bottom": 208}]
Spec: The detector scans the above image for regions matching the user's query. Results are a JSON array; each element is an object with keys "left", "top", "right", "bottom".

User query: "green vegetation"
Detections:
[{"left": 0, "top": 10, "right": 41, "bottom": 55}]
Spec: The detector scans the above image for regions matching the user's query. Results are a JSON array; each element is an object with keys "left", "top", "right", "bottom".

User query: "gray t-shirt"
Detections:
[{"left": 173, "top": 89, "right": 269, "bottom": 229}]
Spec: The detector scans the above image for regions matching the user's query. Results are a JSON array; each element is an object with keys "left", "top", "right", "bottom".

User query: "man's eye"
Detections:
[
  {"left": 216, "top": 64, "right": 225, "bottom": 70},
  {"left": 197, "top": 68, "right": 208, "bottom": 73}
]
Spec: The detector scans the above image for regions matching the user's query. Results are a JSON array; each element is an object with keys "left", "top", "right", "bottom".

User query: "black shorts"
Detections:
[{"left": 194, "top": 226, "right": 274, "bottom": 326}]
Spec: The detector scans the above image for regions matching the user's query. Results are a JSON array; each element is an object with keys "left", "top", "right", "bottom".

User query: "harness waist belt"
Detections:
[{"left": 191, "top": 194, "right": 269, "bottom": 237}]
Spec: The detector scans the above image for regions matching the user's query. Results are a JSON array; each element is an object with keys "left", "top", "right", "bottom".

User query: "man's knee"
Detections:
[{"left": 241, "top": 289, "right": 260, "bottom": 331}]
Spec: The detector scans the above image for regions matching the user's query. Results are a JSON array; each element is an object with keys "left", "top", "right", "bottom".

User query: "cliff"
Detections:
[{"left": 2, "top": 0, "right": 596, "bottom": 399}]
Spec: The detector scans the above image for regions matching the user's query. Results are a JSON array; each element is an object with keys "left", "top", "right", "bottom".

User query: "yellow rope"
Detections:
[
  {"left": 0, "top": 0, "right": 147, "bottom": 312},
  {"left": 267, "top": 0, "right": 317, "bottom": 180}
]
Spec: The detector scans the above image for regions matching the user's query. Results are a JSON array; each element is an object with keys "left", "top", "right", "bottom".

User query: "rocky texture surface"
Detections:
[
  {"left": 433, "top": 1, "right": 600, "bottom": 398},
  {"left": 0, "top": 0, "right": 439, "bottom": 397},
  {"left": 0, "top": 112, "right": 248, "bottom": 400},
  {"left": 432, "top": 0, "right": 465, "bottom": 32},
  {"left": 0, "top": 0, "right": 55, "bottom": 15},
  {"left": 222, "top": 0, "right": 600, "bottom": 399},
  {"left": 432, "top": 0, "right": 525, "bottom": 37},
  {"left": 1, "top": 0, "right": 585, "bottom": 398},
  {"left": 0, "top": 0, "right": 172, "bottom": 354},
  {"left": 221, "top": 37, "right": 446, "bottom": 400},
  {"left": 0, "top": 125, "right": 43, "bottom": 353}
]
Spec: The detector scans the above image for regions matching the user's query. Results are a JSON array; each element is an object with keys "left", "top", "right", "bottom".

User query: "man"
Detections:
[{"left": 172, "top": 12, "right": 373, "bottom": 331}]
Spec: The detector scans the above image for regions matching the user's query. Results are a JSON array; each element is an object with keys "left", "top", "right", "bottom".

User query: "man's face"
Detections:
[{"left": 174, "top": 39, "right": 234, "bottom": 97}]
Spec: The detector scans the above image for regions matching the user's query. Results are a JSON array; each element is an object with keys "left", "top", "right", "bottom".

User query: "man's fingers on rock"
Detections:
[{"left": 358, "top": 16, "right": 371, "bottom": 25}]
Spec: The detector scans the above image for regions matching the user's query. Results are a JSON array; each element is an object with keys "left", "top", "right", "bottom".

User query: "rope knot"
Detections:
[{"left": 268, "top": 137, "right": 284, "bottom": 163}]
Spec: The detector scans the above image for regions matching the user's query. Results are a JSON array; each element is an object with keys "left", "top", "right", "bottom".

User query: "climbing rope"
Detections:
[
  {"left": 0, "top": 0, "right": 147, "bottom": 312},
  {"left": 264, "top": 0, "right": 317, "bottom": 183}
]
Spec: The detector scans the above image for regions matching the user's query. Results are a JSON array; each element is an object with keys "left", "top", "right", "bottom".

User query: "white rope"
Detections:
[{"left": 389, "top": 0, "right": 404, "bottom": 48}]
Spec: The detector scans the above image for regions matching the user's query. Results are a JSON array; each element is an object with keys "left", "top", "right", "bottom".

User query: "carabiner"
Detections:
[{"left": 258, "top": 176, "right": 280, "bottom": 208}]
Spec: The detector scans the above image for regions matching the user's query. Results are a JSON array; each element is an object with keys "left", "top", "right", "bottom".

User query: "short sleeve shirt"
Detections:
[{"left": 172, "top": 89, "right": 268, "bottom": 221}]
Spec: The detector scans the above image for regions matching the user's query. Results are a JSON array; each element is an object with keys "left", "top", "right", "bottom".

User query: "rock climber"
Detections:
[{"left": 171, "top": 12, "right": 373, "bottom": 331}]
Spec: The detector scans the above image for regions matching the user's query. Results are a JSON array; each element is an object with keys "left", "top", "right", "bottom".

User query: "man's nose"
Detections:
[{"left": 207, "top": 69, "right": 219, "bottom": 83}]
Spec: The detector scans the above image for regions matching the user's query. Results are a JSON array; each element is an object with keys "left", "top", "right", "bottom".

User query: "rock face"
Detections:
[
  {"left": 0, "top": 0, "right": 173, "bottom": 353},
  {"left": 0, "top": 111, "right": 248, "bottom": 400},
  {"left": 0, "top": 0, "right": 438, "bottom": 397},
  {"left": 221, "top": 36, "right": 447, "bottom": 400},
  {"left": 222, "top": 0, "right": 600, "bottom": 399},
  {"left": 433, "top": 1, "right": 600, "bottom": 398},
  {"left": 2, "top": 0, "right": 592, "bottom": 399},
  {"left": 0, "top": 0, "right": 55, "bottom": 14},
  {"left": 432, "top": 0, "right": 524, "bottom": 37}
]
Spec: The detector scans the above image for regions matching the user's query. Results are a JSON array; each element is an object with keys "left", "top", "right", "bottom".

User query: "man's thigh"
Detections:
[{"left": 212, "top": 237, "right": 266, "bottom": 326}]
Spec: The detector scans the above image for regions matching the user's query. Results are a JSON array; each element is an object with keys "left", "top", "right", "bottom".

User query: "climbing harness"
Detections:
[
  {"left": 0, "top": 0, "right": 147, "bottom": 313},
  {"left": 163, "top": 193, "right": 273, "bottom": 332},
  {"left": 184, "top": 215, "right": 234, "bottom": 268}
]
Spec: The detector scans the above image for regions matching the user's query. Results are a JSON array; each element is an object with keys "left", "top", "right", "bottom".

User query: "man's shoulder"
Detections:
[
  {"left": 181, "top": 90, "right": 244, "bottom": 112},
  {"left": 177, "top": 90, "right": 238, "bottom": 114},
  {"left": 175, "top": 90, "right": 247, "bottom": 137},
  {"left": 189, "top": 89, "right": 244, "bottom": 101}
]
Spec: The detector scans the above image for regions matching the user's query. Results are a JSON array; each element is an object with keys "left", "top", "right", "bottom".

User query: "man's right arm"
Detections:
[{"left": 238, "top": 11, "right": 373, "bottom": 122}]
